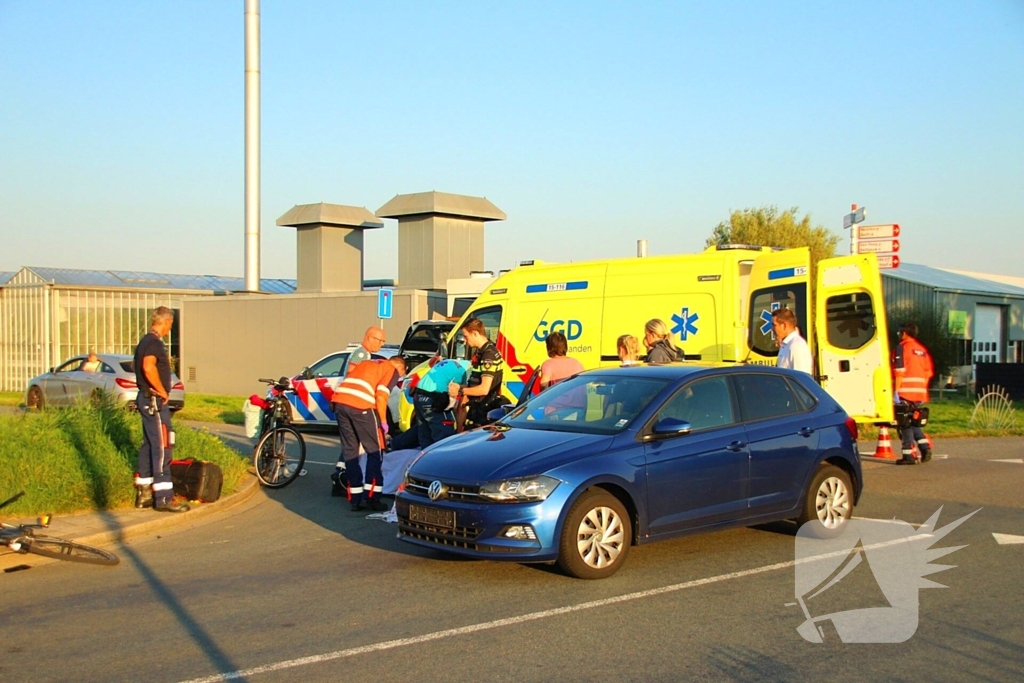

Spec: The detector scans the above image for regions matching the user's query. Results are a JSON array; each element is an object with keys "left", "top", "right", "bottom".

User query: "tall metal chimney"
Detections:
[{"left": 243, "top": 0, "right": 261, "bottom": 292}]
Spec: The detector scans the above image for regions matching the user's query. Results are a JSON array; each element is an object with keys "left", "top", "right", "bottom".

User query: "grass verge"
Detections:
[
  {"left": 0, "top": 402, "right": 251, "bottom": 517},
  {"left": 0, "top": 391, "right": 22, "bottom": 407},
  {"left": 175, "top": 393, "right": 247, "bottom": 425},
  {"left": 861, "top": 394, "right": 1024, "bottom": 440}
]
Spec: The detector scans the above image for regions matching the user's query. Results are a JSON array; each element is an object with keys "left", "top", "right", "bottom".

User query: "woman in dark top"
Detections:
[{"left": 643, "top": 318, "right": 683, "bottom": 364}]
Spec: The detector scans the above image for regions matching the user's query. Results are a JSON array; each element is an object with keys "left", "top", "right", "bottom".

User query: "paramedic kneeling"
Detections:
[
  {"left": 332, "top": 357, "right": 406, "bottom": 511},
  {"left": 133, "top": 307, "right": 188, "bottom": 513}
]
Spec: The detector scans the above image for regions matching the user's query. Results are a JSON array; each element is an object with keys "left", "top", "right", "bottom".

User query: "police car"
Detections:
[{"left": 284, "top": 344, "right": 401, "bottom": 427}]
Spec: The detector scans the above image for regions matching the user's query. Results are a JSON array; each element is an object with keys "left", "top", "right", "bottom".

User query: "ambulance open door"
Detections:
[
  {"left": 814, "top": 255, "right": 894, "bottom": 424},
  {"left": 745, "top": 248, "right": 811, "bottom": 365}
]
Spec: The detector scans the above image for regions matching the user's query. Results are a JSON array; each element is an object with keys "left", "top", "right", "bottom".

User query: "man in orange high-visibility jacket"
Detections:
[
  {"left": 331, "top": 357, "right": 406, "bottom": 511},
  {"left": 893, "top": 322, "right": 934, "bottom": 465}
]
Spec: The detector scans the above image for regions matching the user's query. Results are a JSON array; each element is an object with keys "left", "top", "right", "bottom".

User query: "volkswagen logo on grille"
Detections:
[{"left": 427, "top": 480, "right": 446, "bottom": 501}]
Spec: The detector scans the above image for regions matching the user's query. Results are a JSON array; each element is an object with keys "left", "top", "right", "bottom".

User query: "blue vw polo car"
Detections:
[{"left": 396, "top": 365, "right": 862, "bottom": 579}]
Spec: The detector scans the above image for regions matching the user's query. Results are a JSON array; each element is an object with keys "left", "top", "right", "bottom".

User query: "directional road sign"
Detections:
[
  {"left": 857, "top": 224, "right": 900, "bottom": 240},
  {"left": 857, "top": 239, "right": 900, "bottom": 254},
  {"left": 876, "top": 254, "right": 900, "bottom": 269},
  {"left": 843, "top": 206, "right": 867, "bottom": 229},
  {"left": 377, "top": 288, "right": 394, "bottom": 319}
]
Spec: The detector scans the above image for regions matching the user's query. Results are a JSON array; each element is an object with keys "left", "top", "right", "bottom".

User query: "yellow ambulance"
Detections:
[{"left": 400, "top": 245, "right": 894, "bottom": 429}]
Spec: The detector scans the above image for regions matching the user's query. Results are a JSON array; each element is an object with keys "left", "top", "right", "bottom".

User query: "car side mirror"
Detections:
[
  {"left": 649, "top": 418, "right": 692, "bottom": 440},
  {"left": 486, "top": 404, "right": 515, "bottom": 422}
]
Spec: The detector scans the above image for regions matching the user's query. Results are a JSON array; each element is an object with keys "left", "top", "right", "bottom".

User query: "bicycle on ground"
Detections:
[
  {"left": 253, "top": 377, "right": 307, "bottom": 488},
  {"left": 1, "top": 492, "right": 119, "bottom": 566}
]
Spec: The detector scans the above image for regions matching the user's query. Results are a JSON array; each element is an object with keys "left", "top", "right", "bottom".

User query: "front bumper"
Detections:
[{"left": 395, "top": 487, "right": 572, "bottom": 562}]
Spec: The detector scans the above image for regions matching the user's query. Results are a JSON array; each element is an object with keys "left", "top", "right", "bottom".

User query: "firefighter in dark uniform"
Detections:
[
  {"left": 448, "top": 317, "right": 506, "bottom": 431},
  {"left": 893, "top": 322, "right": 934, "bottom": 465},
  {"left": 133, "top": 306, "right": 188, "bottom": 512}
]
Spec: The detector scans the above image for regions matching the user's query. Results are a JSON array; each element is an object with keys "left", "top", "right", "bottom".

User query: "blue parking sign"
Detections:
[{"left": 377, "top": 288, "right": 394, "bottom": 319}]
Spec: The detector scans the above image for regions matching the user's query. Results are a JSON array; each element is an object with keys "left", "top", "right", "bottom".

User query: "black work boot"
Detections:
[
  {"left": 154, "top": 498, "right": 190, "bottom": 513},
  {"left": 135, "top": 484, "right": 154, "bottom": 509},
  {"left": 365, "top": 498, "right": 389, "bottom": 512},
  {"left": 895, "top": 458, "right": 916, "bottom": 466},
  {"left": 350, "top": 500, "right": 366, "bottom": 512}
]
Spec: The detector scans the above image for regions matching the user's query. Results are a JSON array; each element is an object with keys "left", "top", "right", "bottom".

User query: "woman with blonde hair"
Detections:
[
  {"left": 643, "top": 319, "right": 683, "bottom": 364},
  {"left": 616, "top": 334, "right": 640, "bottom": 366}
]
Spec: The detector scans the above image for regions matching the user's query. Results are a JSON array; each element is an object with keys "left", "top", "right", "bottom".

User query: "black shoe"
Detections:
[
  {"left": 154, "top": 499, "right": 190, "bottom": 513},
  {"left": 895, "top": 458, "right": 916, "bottom": 466},
  {"left": 351, "top": 501, "right": 367, "bottom": 512},
  {"left": 365, "top": 498, "right": 389, "bottom": 512},
  {"left": 135, "top": 485, "right": 154, "bottom": 509},
  {"left": 920, "top": 452, "right": 932, "bottom": 463}
]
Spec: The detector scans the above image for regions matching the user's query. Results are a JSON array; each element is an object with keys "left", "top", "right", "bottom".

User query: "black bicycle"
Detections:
[
  {"left": 1, "top": 492, "right": 119, "bottom": 566},
  {"left": 253, "top": 377, "right": 307, "bottom": 488}
]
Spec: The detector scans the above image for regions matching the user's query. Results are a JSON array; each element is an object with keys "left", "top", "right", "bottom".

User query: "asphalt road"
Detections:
[{"left": 2, "top": 432, "right": 1022, "bottom": 683}]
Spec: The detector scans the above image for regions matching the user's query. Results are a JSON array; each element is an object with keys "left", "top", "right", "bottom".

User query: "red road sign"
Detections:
[
  {"left": 857, "top": 239, "right": 900, "bottom": 254},
  {"left": 857, "top": 224, "right": 900, "bottom": 239},
  {"left": 876, "top": 254, "right": 900, "bottom": 269}
]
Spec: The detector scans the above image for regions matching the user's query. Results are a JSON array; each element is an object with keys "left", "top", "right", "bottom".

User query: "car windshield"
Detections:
[{"left": 503, "top": 374, "right": 670, "bottom": 434}]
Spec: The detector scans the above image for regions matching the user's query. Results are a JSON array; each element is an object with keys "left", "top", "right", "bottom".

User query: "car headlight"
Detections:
[{"left": 478, "top": 475, "right": 560, "bottom": 502}]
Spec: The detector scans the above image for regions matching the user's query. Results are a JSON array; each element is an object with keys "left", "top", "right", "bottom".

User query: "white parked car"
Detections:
[{"left": 25, "top": 354, "right": 186, "bottom": 411}]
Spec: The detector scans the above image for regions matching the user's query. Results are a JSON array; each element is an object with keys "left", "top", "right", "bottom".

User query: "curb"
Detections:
[{"left": 1, "top": 474, "right": 263, "bottom": 573}]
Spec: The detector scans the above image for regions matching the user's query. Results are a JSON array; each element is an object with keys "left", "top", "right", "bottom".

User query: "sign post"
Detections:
[
  {"left": 377, "top": 288, "right": 394, "bottom": 327},
  {"left": 843, "top": 204, "right": 867, "bottom": 255}
]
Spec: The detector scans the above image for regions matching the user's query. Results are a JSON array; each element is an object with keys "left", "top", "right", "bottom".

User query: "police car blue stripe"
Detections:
[
  {"left": 289, "top": 394, "right": 316, "bottom": 422},
  {"left": 526, "top": 281, "right": 589, "bottom": 294},
  {"left": 768, "top": 268, "right": 796, "bottom": 280},
  {"left": 310, "top": 391, "right": 334, "bottom": 419}
]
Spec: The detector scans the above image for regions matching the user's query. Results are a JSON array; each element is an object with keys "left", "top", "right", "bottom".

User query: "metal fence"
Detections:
[{"left": 0, "top": 272, "right": 196, "bottom": 391}]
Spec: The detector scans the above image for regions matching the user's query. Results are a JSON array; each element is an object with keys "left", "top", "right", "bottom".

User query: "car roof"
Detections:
[{"left": 582, "top": 362, "right": 816, "bottom": 382}]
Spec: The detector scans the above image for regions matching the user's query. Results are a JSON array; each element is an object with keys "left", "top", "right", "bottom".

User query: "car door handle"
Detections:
[
  {"left": 797, "top": 427, "right": 815, "bottom": 437},
  {"left": 726, "top": 440, "right": 747, "bottom": 452}
]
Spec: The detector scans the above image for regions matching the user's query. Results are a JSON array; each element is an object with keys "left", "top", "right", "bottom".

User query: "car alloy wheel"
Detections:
[
  {"left": 577, "top": 506, "right": 625, "bottom": 568},
  {"left": 797, "top": 464, "right": 854, "bottom": 538},
  {"left": 558, "top": 488, "right": 632, "bottom": 579},
  {"left": 815, "top": 476, "right": 850, "bottom": 529},
  {"left": 27, "top": 386, "right": 44, "bottom": 410}
]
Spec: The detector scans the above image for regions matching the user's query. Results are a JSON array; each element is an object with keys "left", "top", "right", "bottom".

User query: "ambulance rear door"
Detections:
[
  {"left": 744, "top": 248, "right": 811, "bottom": 365},
  {"left": 814, "top": 255, "right": 894, "bottom": 424}
]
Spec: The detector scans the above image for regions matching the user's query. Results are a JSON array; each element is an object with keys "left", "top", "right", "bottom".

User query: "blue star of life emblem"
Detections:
[
  {"left": 760, "top": 302, "right": 782, "bottom": 338},
  {"left": 671, "top": 307, "right": 699, "bottom": 341}
]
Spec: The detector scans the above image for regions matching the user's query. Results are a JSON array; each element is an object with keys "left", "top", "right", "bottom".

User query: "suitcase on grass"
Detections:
[{"left": 169, "top": 459, "right": 223, "bottom": 502}]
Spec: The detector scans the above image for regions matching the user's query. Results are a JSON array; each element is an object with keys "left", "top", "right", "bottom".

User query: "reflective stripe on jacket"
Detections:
[
  {"left": 894, "top": 337, "right": 934, "bottom": 403},
  {"left": 332, "top": 359, "right": 396, "bottom": 421}
]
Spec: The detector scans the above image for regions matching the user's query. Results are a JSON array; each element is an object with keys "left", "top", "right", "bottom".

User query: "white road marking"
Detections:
[
  {"left": 993, "top": 533, "right": 1024, "bottom": 545},
  {"left": 989, "top": 459, "right": 1024, "bottom": 464},
  {"left": 177, "top": 533, "right": 935, "bottom": 683}
]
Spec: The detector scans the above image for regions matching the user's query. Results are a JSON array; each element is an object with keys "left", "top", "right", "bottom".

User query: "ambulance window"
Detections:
[
  {"left": 748, "top": 285, "right": 808, "bottom": 357},
  {"left": 825, "top": 292, "right": 875, "bottom": 350},
  {"left": 452, "top": 305, "right": 503, "bottom": 360}
]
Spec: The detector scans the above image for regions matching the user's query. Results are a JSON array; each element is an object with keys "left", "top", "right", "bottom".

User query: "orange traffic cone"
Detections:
[{"left": 873, "top": 425, "right": 896, "bottom": 459}]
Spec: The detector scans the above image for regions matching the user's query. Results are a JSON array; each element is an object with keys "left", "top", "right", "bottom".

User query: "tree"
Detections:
[
  {"left": 886, "top": 302, "right": 961, "bottom": 391},
  {"left": 705, "top": 205, "right": 841, "bottom": 267}
]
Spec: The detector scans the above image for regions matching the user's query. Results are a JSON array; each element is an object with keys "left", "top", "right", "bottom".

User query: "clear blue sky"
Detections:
[{"left": 2, "top": 1, "right": 1022, "bottom": 280}]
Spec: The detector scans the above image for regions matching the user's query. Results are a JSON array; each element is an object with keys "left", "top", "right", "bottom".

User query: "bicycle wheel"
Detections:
[
  {"left": 22, "top": 536, "right": 120, "bottom": 566},
  {"left": 254, "top": 426, "right": 306, "bottom": 488}
]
